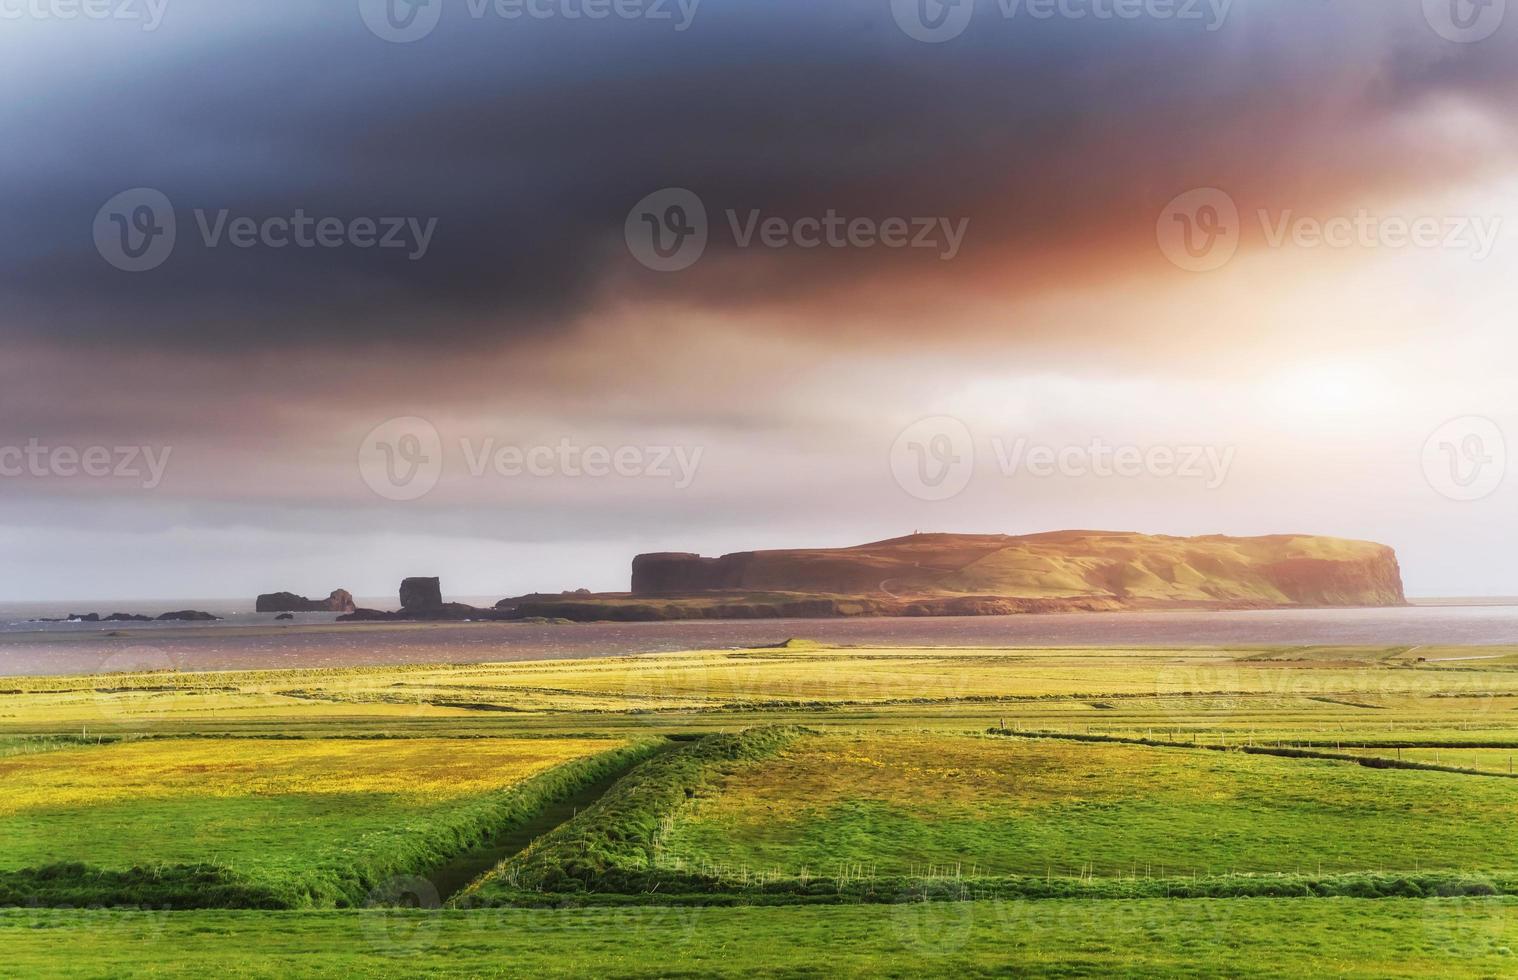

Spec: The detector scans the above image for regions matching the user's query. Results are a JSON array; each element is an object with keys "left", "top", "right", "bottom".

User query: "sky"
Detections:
[{"left": 3, "top": 0, "right": 1518, "bottom": 601}]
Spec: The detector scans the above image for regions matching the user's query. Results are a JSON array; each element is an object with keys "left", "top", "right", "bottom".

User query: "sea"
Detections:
[{"left": 2, "top": 599, "right": 1517, "bottom": 678}]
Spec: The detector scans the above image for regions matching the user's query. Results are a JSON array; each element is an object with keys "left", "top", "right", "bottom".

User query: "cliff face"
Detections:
[
  {"left": 400, "top": 577, "right": 443, "bottom": 611},
  {"left": 630, "top": 531, "right": 1406, "bottom": 609}
]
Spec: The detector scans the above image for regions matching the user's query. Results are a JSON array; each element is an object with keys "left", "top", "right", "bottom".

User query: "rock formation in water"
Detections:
[
  {"left": 339, "top": 578, "right": 508, "bottom": 622},
  {"left": 256, "top": 589, "right": 356, "bottom": 614},
  {"left": 399, "top": 577, "right": 443, "bottom": 611},
  {"left": 155, "top": 610, "right": 222, "bottom": 621},
  {"left": 40, "top": 610, "right": 213, "bottom": 623}
]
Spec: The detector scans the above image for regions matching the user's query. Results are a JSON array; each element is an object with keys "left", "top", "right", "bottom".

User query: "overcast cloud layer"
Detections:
[{"left": 3, "top": 1, "right": 1517, "bottom": 600}]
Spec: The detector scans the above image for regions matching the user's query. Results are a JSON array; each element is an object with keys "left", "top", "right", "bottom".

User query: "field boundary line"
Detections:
[{"left": 983, "top": 728, "right": 1518, "bottom": 779}]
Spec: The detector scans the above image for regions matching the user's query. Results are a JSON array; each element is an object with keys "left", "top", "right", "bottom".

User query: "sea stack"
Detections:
[{"left": 399, "top": 577, "right": 444, "bottom": 611}]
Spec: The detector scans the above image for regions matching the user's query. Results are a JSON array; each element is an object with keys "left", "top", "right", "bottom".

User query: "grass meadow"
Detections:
[
  {"left": 2, "top": 899, "right": 1516, "bottom": 978},
  {"left": 0, "top": 736, "right": 656, "bottom": 908},
  {"left": 654, "top": 733, "right": 1518, "bottom": 881},
  {"left": 4, "top": 640, "right": 1518, "bottom": 974}
]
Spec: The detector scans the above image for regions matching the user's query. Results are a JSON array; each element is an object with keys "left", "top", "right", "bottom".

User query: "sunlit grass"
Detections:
[
  {"left": 0, "top": 737, "right": 627, "bottom": 885},
  {"left": 657, "top": 733, "right": 1518, "bottom": 880},
  {"left": 4, "top": 899, "right": 1517, "bottom": 978}
]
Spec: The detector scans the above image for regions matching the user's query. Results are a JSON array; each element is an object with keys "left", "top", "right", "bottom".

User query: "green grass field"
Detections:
[
  {"left": 5, "top": 640, "right": 1518, "bottom": 975},
  {"left": 655, "top": 732, "right": 1518, "bottom": 881},
  {"left": 2, "top": 899, "right": 1515, "bottom": 978},
  {"left": 0, "top": 736, "right": 657, "bottom": 908}
]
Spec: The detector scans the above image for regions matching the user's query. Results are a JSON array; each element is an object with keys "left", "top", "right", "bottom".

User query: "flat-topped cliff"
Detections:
[{"left": 630, "top": 531, "right": 1405, "bottom": 609}]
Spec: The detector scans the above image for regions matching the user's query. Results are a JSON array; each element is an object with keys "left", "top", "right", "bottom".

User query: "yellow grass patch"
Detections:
[{"left": 0, "top": 737, "right": 624, "bottom": 816}]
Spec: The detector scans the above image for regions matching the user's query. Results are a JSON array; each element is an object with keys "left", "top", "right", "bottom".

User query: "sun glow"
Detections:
[{"left": 1268, "top": 362, "right": 1390, "bottom": 418}]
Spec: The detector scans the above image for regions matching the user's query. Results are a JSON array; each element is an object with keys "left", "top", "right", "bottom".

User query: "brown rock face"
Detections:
[
  {"left": 399, "top": 577, "right": 443, "bottom": 610},
  {"left": 628, "top": 531, "right": 1407, "bottom": 609},
  {"left": 631, "top": 553, "right": 735, "bottom": 594},
  {"left": 1262, "top": 554, "right": 1406, "bottom": 606},
  {"left": 256, "top": 589, "right": 356, "bottom": 614}
]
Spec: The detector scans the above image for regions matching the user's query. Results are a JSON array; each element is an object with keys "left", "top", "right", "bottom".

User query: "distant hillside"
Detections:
[{"left": 628, "top": 531, "right": 1406, "bottom": 610}]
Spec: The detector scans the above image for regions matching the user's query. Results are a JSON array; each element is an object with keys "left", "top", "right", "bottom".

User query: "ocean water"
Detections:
[
  {"left": 1, "top": 602, "right": 1516, "bottom": 677},
  {"left": 0, "top": 597, "right": 509, "bottom": 633}
]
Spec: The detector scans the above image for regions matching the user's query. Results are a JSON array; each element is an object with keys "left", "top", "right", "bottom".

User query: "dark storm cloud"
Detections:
[{"left": 3, "top": 0, "right": 1517, "bottom": 351}]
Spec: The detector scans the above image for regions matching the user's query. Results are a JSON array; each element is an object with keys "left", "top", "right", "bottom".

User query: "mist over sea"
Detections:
[{"left": 1, "top": 603, "right": 1517, "bottom": 678}]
